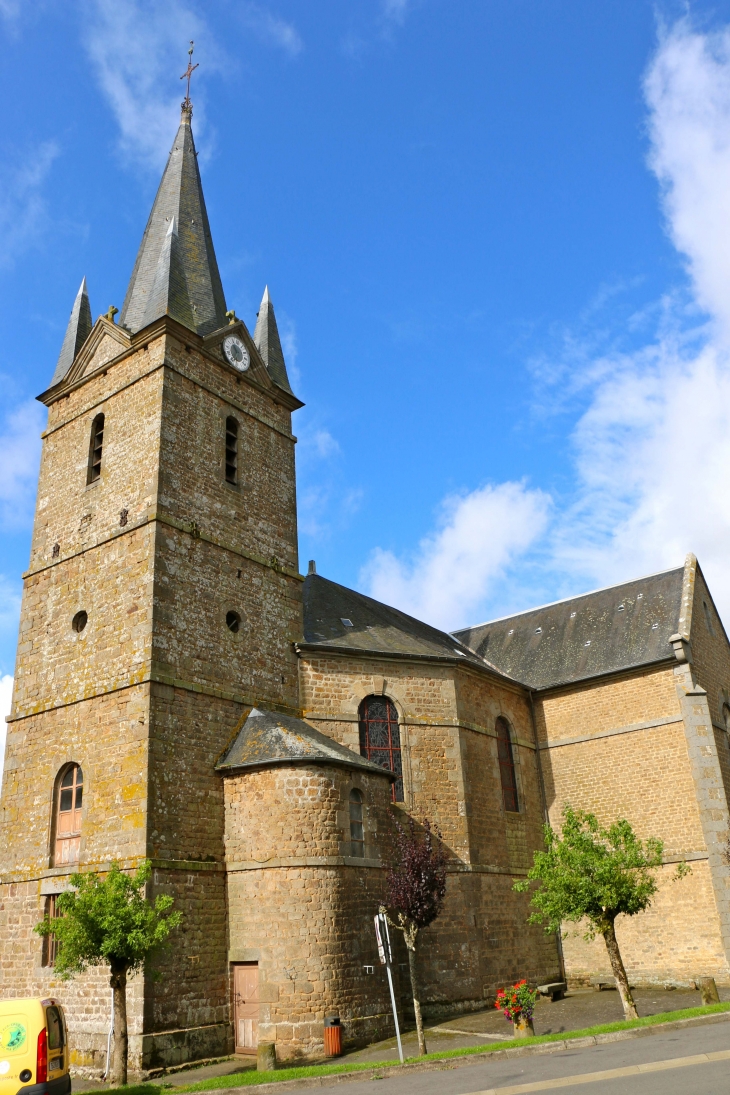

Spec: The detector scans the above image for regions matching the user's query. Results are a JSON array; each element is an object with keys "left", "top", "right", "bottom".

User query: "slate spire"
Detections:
[
  {"left": 120, "top": 105, "right": 227, "bottom": 336},
  {"left": 50, "top": 277, "right": 92, "bottom": 386},
  {"left": 253, "top": 286, "right": 293, "bottom": 393}
]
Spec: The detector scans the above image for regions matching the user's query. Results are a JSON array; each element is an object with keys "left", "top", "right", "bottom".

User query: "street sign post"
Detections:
[{"left": 375, "top": 912, "right": 404, "bottom": 1063}]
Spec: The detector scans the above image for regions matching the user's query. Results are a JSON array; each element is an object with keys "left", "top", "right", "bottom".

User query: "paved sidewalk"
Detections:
[{"left": 71, "top": 985, "right": 730, "bottom": 1090}]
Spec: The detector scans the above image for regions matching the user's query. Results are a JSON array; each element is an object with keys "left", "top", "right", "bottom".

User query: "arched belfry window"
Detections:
[
  {"left": 225, "top": 417, "right": 239, "bottom": 484},
  {"left": 88, "top": 413, "right": 105, "bottom": 483},
  {"left": 349, "top": 789, "right": 364, "bottom": 857},
  {"left": 54, "top": 764, "right": 83, "bottom": 865},
  {"left": 358, "top": 695, "right": 403, "bottom": 803},
  {"left": 496, "top": 717, "right": 519, "bottom": 812}
]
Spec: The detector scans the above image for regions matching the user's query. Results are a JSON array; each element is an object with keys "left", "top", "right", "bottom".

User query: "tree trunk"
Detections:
[
  {"left": 109, "top": 964, "right": 128, "bottom": 1086},
  {"left": 601, "top": 919, "right": 638, "bottom": 1020},
  {"left": 406, "top": 946, "right": 427, "bottom": 1056}
]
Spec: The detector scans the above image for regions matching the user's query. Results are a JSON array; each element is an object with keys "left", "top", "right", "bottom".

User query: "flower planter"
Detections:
[{"left": 513, "top": 1015, "right": 535, "bottom": 1037}]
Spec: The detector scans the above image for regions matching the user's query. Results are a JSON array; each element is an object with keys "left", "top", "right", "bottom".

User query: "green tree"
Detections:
[
  {"left": 514, "top": 808, "right": 689, "bottom": 1020},
  {"left": 35, "top": 860, "right": 181, "bottom": 1085}
]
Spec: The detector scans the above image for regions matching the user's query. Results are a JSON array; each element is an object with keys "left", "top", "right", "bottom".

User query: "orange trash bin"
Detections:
[{"left": 323, "top": 1015, "right": 342, "bottom": 1056}]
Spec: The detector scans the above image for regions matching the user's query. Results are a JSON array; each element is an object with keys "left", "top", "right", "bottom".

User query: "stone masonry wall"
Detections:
[
  {"left": 534, "top": 665, "right": 728, "bottom": 983},
  {"left": 1, "top": 314, "right": 305, "bottom": 1073},
  {"left": 297, "top": 652, "right": 561, "bottom": 1018},
  {"left": 224, "top": 764, "right": 396, "bottom": 1058}
]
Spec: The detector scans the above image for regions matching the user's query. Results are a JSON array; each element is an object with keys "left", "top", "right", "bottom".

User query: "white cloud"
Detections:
[
  {"left": 0, "top": 674, "right": 12, "bottom": 793},
  {"left": 84, "top": 0, "right": 215, "bottom": 171},
  {"left": 645, "top": 23, "right": 730, "bottom": 341},
  {"left": 0, "top": 141, "right": 59, "bottom": 266},
  {"left": 539, "top": 20, "right": 730, "bottom": 623},
  {"left": 238, "top": 3, "right": 303, "bottom": 56},
  {"left": 84, "top": 0, "right": 302, "bottom": 171},
  {"left": 361, "top": 482, "right": 550, "bottom": 631},
  {"left": 0, "top": 399, "right": 45, "bottom": 528},
  {"left": 381, "top": 0, "right": 410, "bottom": 27}
]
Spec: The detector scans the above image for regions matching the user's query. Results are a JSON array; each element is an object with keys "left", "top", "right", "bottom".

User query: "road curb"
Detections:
[{"left": 195, "top": 1010, "right": 730, "bottom": 1093}]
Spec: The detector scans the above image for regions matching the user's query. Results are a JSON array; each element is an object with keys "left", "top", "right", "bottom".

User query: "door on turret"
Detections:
[{"left": 233, "top": 964, "right": 259, "bottom": 1054}]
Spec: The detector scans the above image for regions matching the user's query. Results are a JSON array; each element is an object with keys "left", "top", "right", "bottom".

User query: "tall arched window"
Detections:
[
  {"left": 349, "top": 788, "right": 364, "bottom": 857},
  {"left": 496, "top": 717, "right": 519, "bottom": 812},
  {"left": 723, "top": 703, "right": 730, "bottom": 733},
  {"left": 54, "top": 764, "right": 83, "bottom": 865},
  {"left": 88, "top": 413, "right": 105, "bottom": 483},
  {"left": 225, "top": 416, "right": 239, "bottom": 484},
  {"left": 358, "top": 695, "right": 403, "bottom": 802}
]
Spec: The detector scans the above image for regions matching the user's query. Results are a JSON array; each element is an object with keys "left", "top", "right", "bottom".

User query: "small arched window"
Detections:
[
  {"left": 88, "top": 413, "right": 105, "bottom": 483},
  {"left": 225, "top": 416, "right": 239, "bottom": 484},
  {"left": 349, "top": 788, "right": 364, "bottom": 857},
  {"left": 54, "top": 764, "right": 83, "bottom": 865},
  {"left": 358, "top": 695, "right": 403, "bottom": 803},
  {"left": 496, "top": 717, "right": 519, "bottom": 812}
]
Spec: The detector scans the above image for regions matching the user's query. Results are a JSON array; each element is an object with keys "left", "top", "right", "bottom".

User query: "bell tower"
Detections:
[{"left": 0, "top": 99, "right": 303, "bottom": 1070}]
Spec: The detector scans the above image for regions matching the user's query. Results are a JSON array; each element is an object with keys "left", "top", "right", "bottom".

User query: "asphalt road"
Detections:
[{"left": 315, "top": 1018, "right": 730, "bottom": 1095}]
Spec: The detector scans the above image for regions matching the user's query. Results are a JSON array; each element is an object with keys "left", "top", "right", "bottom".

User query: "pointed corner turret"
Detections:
[
  {"left": 253, "top": 286, "right": 293, "bottom": 394},
  {"left": 50, "top": 277, "right": 92, "bottom": 386},
  {"left": 119, "top": 111, "right": 226, "bottom": 337}
]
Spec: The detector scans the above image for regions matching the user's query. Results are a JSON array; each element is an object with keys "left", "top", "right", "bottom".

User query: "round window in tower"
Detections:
[
  {"left": 72, "top": 610, "right": 88, "bottom": 634},
  {"left": 226, "top": 611, "right": 241, "bottom": 634}
]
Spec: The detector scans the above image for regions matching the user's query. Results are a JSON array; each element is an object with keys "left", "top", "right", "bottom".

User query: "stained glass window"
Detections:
[
  {"left": 496, "top": 717, "right": 519, "bottom": 812},
  {"left": 359, "top": 696, "right": 403, "bottom": 802}
]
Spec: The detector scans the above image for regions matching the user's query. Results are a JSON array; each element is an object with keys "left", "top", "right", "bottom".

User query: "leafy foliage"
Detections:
[
  {"left": 495, "top": 980, "right": 540, "bottom": 1023},
  {"left": 514, "top": 807, "right": 687, "bottom": 937},
  {"left": 34, "top": 860, "right": 182, "bottom": 977},
  {"left": 385, "top": 817, "right": 447, "bottom": 933}
]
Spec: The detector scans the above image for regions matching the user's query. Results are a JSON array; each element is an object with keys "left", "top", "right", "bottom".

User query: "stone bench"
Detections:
[{"left": 537, "top": 982, "right": 567, "bottom": 1001}]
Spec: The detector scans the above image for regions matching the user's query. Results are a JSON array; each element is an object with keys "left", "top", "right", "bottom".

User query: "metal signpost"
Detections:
[{"left": 374, "top": 912, "right": 404, "bottom": 1064}]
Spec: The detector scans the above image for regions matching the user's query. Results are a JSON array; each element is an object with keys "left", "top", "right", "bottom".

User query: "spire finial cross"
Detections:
[{"left": 180, "top": 41, "right": 199, "bottom": 111}]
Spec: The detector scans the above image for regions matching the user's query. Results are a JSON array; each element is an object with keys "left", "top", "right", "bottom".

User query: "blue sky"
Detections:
[{"left": 4, "top": 0, "right": 730, "bottom": 727}]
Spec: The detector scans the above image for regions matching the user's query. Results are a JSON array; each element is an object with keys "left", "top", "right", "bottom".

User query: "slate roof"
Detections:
[
  {"left": 51, "top": 277, "right": 92, "bottom": 386},
  {"left": 301, "top": 573, "right": 497, "bottom": 671},
  {"left": 120, "top": 107, "right": 227, "bottom": 337},
  {"left": 216, "top": 707, "right": 392, "bottom": 779},
  {"left": 253, "top": 286, "right": 293, "bottom": 394},
  {"left": 453, "top": 566, "right": 685, "bottom": 691}
]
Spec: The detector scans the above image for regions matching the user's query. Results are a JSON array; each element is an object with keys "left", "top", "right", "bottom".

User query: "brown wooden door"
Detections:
[{"left": 233, "top": 964, "right": 259, "bottom": 1053}]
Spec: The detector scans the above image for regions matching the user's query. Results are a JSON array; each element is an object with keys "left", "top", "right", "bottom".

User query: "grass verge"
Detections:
[{"left": 100, "top": 1001, "right": 730, "bottom": 1093}]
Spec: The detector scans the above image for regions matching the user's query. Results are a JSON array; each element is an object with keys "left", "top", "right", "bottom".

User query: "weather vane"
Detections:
[{"left": 180, "top": 41, "right": 199, "bottom": 110}]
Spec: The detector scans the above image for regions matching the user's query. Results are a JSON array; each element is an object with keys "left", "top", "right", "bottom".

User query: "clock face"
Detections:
[{"left": 223, "top": 335, "right": 250, "bottom": 371}]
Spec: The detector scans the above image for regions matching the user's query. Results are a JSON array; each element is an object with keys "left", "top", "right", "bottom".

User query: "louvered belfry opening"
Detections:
[
  {"left": 88, "top": 413, "right": 105, "bottom": 483},
  {"left": 496, "top": 717, "right": 519, "bottom": 812},
  {"left": 225, "top": 416, "right": 238, "bottom": 484},
  {"left": 358, "top": 695, "right": 403, "bottom": 802}
]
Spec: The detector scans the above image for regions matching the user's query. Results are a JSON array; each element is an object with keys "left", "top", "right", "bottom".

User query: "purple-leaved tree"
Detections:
[{"left": 381, "top": 817, "right": 447, "bottom": 1055}]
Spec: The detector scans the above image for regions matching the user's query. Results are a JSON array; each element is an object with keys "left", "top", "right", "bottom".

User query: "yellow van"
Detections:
[{"left": 0, "top": 999, "right": 70, "bottom": 1095}]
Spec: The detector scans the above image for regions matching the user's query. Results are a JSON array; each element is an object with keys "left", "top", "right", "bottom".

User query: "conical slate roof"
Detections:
[
  {"left": 253, "top": 286, "right": 293, "bottom": 393},
  {"left": 120, "top": 106, "right": 227, "bottom": 336},
  {"left": 50, "top": 277, "right": 92, "bottom": 386},
  {"left": 216, "top": 707, "right": 393, "bottom": 780}
]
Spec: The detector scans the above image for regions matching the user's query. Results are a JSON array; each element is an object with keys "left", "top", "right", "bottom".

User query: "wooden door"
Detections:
[{"left": 233, "top": 964, "right": 259, "bottom": 1053}]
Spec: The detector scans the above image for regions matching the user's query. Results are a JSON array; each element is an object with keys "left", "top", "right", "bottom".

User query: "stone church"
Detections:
[{"left": 2, "top": 101, "right": 730, "bottom": 1073}]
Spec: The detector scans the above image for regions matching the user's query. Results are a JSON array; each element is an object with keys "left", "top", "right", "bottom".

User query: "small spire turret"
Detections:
[
  {"left": 50, "top": 277, "right": 92, "bottom": 386},
  {"left": 253, "top": 286, "right": 293, "bottom": 394}
]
